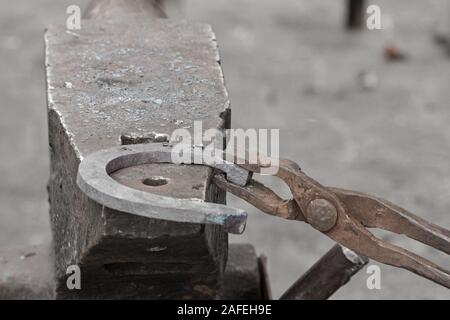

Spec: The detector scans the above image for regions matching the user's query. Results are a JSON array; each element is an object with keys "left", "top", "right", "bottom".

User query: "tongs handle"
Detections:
[{"left": 331, "top": 188, "right": 450, "bottom": 255}]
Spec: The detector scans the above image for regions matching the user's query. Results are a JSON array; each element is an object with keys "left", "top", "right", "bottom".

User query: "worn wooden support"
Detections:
[
  {"left": 0, "top": 243, "right": 265, "bottom": 300},
  {"left": 280, "top": 245, "right": 368, "bottom": 300},
  {"left": 218, "top": 244, "right": 270, "bottom": 300},
  {"left": 45, "top": 4, "right": 233, "bottom": 299}
]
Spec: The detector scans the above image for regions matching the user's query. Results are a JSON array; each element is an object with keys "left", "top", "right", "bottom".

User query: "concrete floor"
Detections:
[{"left": 0, "top": 0, "right": 449, "bottom": 299}]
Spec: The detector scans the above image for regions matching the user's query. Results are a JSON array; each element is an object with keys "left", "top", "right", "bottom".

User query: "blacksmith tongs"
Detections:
[{"left": 213, "top": 157, "right": 450, "bottom": 289}]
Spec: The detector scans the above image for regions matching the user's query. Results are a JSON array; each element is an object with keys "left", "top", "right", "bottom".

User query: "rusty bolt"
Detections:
[{"left": 306, "top": 199, "right": 338, "bottom": 232}]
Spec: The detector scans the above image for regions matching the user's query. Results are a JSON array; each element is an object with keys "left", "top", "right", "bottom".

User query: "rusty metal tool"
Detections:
[{"left": 213, "top": 158, "right": 450, "bottom": 289}]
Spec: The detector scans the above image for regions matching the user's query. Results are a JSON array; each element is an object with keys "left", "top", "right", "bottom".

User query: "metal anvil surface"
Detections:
[{"left": 45, "top": 14, "right": 233, "bottom": 299}]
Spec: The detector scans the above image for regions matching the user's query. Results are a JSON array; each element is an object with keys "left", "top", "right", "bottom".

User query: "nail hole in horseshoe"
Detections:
[{"left": 142, "top": 176, "right": 169, "bottom": 187}]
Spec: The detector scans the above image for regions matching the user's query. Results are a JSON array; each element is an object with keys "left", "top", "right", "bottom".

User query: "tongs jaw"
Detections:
[{"left": 213, "top": 157, "right": 450, "bottom": 289}]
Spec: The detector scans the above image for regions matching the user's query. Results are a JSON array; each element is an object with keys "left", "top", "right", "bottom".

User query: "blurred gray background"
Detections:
[{"left": 1, "top": 0, "right": 449, "bottom": 299}]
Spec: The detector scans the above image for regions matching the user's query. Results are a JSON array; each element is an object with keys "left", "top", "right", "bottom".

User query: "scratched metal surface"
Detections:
[
  {"left": 45, "top": 17, "right": 229, "bottom": 157},
  {"left": 0, "top": 0, "right": 449, "bottom": 299}
]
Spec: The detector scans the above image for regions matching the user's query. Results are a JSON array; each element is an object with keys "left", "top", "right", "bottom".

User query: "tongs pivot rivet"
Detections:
[{"left": 306, "top": 199, "right": 338, "bottom": 232}]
